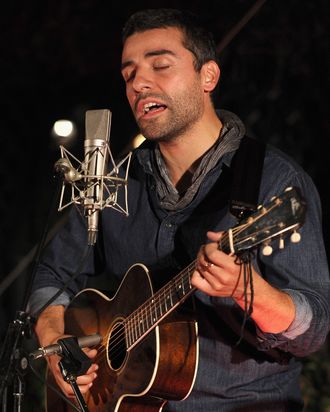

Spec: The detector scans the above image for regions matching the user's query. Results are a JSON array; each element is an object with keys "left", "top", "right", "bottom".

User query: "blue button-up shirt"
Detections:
[{"left": 30, "top": 111, "right": 330, "bottom": 411}]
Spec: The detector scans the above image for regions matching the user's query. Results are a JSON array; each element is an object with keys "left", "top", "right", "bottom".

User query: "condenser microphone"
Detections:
[
  {"left": 54, "top": 108, "right": 130, "bottom": 243},
  {"left": 84, "top": 109, "right": 111, "bottom": 245}
]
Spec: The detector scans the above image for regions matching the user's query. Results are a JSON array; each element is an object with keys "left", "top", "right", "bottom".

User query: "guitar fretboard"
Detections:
[
  {"left": 124, "top": 260, "right": 197, "bottom": 350},
  {"left": 123, "top": 232, "right": 232, "bottom": 350},
  {"left": 123, "top": 186, "right": 304, "bottom": 351}
]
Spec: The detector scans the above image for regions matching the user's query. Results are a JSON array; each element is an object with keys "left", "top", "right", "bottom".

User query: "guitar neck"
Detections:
[
  {"left": 123, "top": 183, "right": 306, "bottom": 351},
  {"left": 124, "top": 231, "right": 233, "bottom": 351},
  {"left": 124, "top": 260, "right": 197, "bottom": 350}
]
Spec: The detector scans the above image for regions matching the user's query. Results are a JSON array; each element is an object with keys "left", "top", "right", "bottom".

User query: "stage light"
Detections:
[
  {"left": 51, "top": 119, "right": 77, "bottom": 147},
  {"left": 52, "top": 120, "right": 75, "bottom": 137}
]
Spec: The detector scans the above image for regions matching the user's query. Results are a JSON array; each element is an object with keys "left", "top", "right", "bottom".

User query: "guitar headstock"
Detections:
[{"left": 220, "top": 187, "right": 306, "bottom": 255}]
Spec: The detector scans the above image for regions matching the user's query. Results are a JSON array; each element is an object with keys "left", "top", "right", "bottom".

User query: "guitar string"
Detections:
[
  {"left": 93, "top": 261, "right": 197, "bottom": 363},
  {"left": 96, "top": 201, "right": 288, "bottom": 363},
  {"left": 94, "top": 199, "right": 285, "bottom": 363},
  {"left": 93, "top": 227, "right": 237, "bottom": 362},
  {"left": 94, "top": 251, "right": 223, "bottom": 362},
  {"left": 93, "top": 223, "right": 257, "bottom": 363},
  {"left": 94, "top": 220, "right": 281, "bottom": 364},
  {"left": 94, "top": 218, "right": 284, "bottom": 363}
]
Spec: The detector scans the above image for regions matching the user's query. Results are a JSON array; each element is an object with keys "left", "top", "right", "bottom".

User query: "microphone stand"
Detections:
[
  {"left": 57, "top": 337, "right": 93, "bottom": 412},
  {"left": 0, "top": 311, "right": 31, "bottom": 412},
  {"left": 0, "top": 176, "right": 63, "bottom": 412}
]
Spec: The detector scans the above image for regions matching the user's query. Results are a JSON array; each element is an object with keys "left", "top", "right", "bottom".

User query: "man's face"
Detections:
[{"left": 121, "top": 27, "right": 205, "bottom": 142}]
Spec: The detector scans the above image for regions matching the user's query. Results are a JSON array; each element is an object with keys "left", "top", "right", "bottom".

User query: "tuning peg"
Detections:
[
  {"left": 290, "top": 230, "right": 301, "bottom": 243},
  {"left": 262, "top": 243, "right": 273, "bottom": 256},
  {"left": 279, "top": 236, "right": 285, "bottom": 249},
  {"left": 285, "top": 186, "right": 293, "bottom": 192},
  {"left": 257, "top": 205, "right": 267, "bottom": 214}
]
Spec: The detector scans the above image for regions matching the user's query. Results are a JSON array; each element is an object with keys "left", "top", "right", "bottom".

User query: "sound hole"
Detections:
[{"left": 107, "top": 321, "right": 127, "bottom": 370}]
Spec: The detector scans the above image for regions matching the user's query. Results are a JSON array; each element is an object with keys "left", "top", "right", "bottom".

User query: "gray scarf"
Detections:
[{"left": 153, "top": 110, "right": 245, "bottom": 211}]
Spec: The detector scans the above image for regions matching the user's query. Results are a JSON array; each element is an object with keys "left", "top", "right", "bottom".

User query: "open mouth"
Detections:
[{"left": 141, "top": 102, "right": 167, "bottom": 118}]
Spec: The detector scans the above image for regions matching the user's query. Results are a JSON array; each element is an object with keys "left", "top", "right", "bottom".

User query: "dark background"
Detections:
[{"left": 0, "top": 0, "right": 329, "bottom": 409}]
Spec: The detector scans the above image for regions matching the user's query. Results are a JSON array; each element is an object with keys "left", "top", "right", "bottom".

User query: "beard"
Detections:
[{"left": 136, "top": 79, "right": 204, "bottom": 143}]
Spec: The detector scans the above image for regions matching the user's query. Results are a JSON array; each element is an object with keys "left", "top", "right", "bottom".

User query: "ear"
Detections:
[{"left": 201, "top": 60, "right": 220, "bottom": 93}]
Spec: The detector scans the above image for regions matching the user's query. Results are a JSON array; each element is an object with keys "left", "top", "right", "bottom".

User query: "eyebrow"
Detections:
[{"left": 121, "top": 49, "right": 177, "bottom": 71}]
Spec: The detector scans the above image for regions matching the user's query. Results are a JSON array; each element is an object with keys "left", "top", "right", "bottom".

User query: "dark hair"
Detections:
[{"left": 122, "top": 8, "right": 218, "bottom": 71}]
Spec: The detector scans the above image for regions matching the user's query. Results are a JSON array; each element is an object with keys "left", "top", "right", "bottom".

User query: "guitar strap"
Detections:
[
  {"left": 229, "top": 136, "right": 266, "bottom": 221},
  {"left": 227, "top": 135, "right": 266, "bottom": 346}
]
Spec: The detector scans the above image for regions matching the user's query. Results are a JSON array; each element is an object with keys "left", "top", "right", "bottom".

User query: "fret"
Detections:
[
  {"left": 151, "top": 298, "right": 157, "bottom": 324},
  {"left": 130, "top": 318, "right": 135, "bottom": 346},
  {"left": 187, "top": 269, "right": 192, "bottom": 289},
  {"left": 132, "top": 317, "right": 137, "bottom": 342},
  {"left": 152, "top": 300, "right": 157, "bottom": 323},
  {"left": 149, "top": 302, "right": 153, "bottom": 326},
  {"left": 136, "top": 311, "right": 142, "bottom": 338},
  {"left": 169, "top": 289, "right": 174, "bottom": 307},
  {"left": 164, "top": 288, "right": 169, "bottom": 311},
  {"left": 153, "top": 295, "right": 161, "bottom": 322},
  {"left": 180, "top": 275, "right": 186, "bottom": 295},
  {"left": 160, "top": 289, "right": 166, "bottom": 313},
  {"left": 140, "top": 311, "right": 144, "bottom": 337},
  {"left": 158, "top": 293, "right": 163, "bottom": 317},
  {"left": 124, "top": 321, "right": 129, "bottom": 348},
  {"left": 183, "top": 269, "right": 193, "bottom": 293},
  {"left": 141, "top": 314, "right": 147, "bottom": 335},
  {"left": 130, "top": 318, "right": 134, "bottom": 347},
  {"left": 175, "top": 278, "right": 183, "bottom": 299},
  {"left": 144, "top": 307, "right": 149, "bottom": 330},
  {"left": 180, "top": 275, "right": 186, "bottom": 297},
  {"left": 126, "top": 318, "right": 132, "bottom": 348}
]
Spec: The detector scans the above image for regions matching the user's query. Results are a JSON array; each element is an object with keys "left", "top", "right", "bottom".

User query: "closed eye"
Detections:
[{"left": 154, "top": 65, "right": 170, "bottom": 71}]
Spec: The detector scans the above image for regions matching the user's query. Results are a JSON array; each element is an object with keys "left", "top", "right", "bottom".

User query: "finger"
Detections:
[
  {"left": 191, "top": 270, "right": 222, "bottom": 296},
  {"left": 198, "top": 250, "right": 215, "bottom": 270},
  {"left": 85, "top": 348, "right": 98, "bottom": 359},
  {"left": 197, "top": 265, "right": 223, "bottom": 290},
  {"left": 51, "top": 353, "right": 98, "bottom": 396},
  {"left": 206, "top": 231, "right": 223, "bottom": 242},
  {"left": 199, "top": 246, "right": 224, "bottom": 271},
  {"left": 198, "top": 244, "right": 218, "bottom": 268},
  {"left": 53, "top": 370, "right": 93, "bottom": 397},
  {"left": 86, "top": 362, "right": 99, "bottom": 374},
  {"left": 203, "top": 243, "right": 238, "bottom": 269},
  {"left": 84, "top": 349, "right": 97, "bottom": 359},
  {"left": 76, "top": 372, "right": 98, "bottom": 386}
]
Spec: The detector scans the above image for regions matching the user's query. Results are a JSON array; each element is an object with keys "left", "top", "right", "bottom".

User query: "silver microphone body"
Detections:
[
  {"left": 84, "top": 109, "right": 111, "bottom": 245},
  {"left": 29, "top": 333, "right": 102, "bottom": 360}
]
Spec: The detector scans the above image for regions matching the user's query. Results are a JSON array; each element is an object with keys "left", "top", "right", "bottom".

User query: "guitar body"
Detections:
[{"left": 46, "top": 263, "right": 199, "bottom": 412}]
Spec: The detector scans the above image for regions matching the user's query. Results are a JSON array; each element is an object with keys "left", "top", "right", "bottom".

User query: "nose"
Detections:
[{"left": 131, "top": 69, "right": 153, "bottom": 93}]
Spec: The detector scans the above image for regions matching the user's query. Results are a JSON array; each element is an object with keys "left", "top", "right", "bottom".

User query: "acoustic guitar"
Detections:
[{"left": 46, "top": 186, "right": 306, "bottom": 412}]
